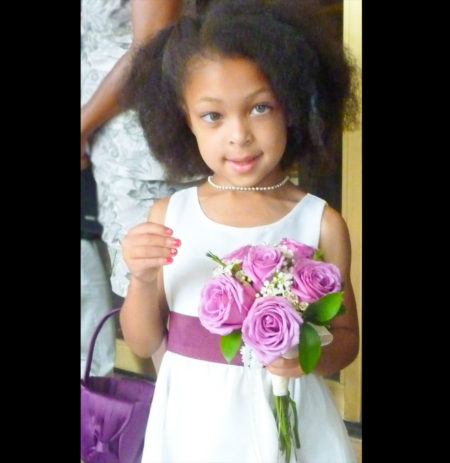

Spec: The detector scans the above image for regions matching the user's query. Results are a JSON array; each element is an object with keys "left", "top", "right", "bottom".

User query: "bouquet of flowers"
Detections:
[{"left": 198, "top": 238, "right": 346, "bottom": 463}]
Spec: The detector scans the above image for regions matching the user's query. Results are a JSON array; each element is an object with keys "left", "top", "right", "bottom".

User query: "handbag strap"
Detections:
[{"left": 83, "top": 307, "right": 121, "bottom": 383}]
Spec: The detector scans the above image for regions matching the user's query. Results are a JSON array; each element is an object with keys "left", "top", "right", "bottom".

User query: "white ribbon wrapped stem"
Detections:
[
  {"left": 271, "top": 347, "right": 298, "bottom": 396},
  {"left": 272, "top": 375, "right": 289, "bottom": 396}
]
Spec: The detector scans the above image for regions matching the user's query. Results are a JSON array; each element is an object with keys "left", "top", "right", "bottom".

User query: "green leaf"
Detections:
[
  {"left": 299, "top": 322, "right": 321, "bottom": 374},
  {"left": 206, "top": 251, "right": 226, "bottom": 267},
  {"left": 313, "top": 249, "right": 324, "bottom": 261},
  {"left": 220, "top": 330, "right": 242, "bottom": 364},
  {"left": 303, "top": 291, "right": 344, "bottom": 325}
]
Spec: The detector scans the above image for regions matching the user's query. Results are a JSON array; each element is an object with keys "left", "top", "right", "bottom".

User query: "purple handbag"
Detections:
[{"left": 81, "top": 308, "right": 155, "bottom": 463}]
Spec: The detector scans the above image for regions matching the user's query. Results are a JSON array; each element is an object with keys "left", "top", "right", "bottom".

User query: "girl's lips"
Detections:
[{"left": 226, "top": 154, "right": 261, "bottom": 173}]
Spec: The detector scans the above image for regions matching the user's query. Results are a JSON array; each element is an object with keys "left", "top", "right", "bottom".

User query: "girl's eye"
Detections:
[
  {"left": 201, "top": 112, "right": 222, "bottom": 123},
  {"left": 251, "top": 103, "right": 272, "bottom": 115}
]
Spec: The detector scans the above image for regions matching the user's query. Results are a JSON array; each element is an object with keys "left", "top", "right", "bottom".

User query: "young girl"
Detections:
[{"left": 120, "top": 1, "right": 360, "bottom": 461}]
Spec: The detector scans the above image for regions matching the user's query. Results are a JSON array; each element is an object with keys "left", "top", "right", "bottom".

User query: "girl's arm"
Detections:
[
  {"left": 119, "top": 197, "right": 176, "bottom": 358},
  {"left": 313, "top": 206, "right": 360, "bottom": 376},
  {"left": 267, "top": 206, "right": 360, "bottom": 378},
  {"left": 81, "top": 0, "right": 183, "bottom": 160}
]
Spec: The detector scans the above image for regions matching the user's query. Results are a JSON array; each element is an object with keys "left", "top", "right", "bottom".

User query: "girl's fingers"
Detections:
[
  {"left": 121, "top": 222, "right": 181, "bottom": 255},
  {"left": 123, "top": 233, "right": 180, "bottom": 249},
  {"left": 129, "top": 245, "right": 177, "bottom": 260},
  {"left": 121, "top": 222, "right": 180, "bottom": 275},
  {"left": 128, "top": 221, "right": 173, "bottom": 237}
]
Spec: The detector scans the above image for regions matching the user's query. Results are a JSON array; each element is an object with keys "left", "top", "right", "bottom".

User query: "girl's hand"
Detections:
[
  {"left": 266, "top": 355, "right": 305, "bottom": 378},
  {"left": 121, "top": 222, "right": 180, "bottom": 284}
]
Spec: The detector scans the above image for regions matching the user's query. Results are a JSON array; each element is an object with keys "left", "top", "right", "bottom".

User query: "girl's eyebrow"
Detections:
[{"left": 195, "top": 87, "right": 273, "bottom": 104}]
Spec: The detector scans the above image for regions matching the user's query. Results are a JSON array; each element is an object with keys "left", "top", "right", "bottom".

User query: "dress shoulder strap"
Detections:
[
  {"left": 287, "top": 193, "right": 327, "bottom": 249},
  {"left": 164, "top": 187, "right": 197, "bottom": 230}
]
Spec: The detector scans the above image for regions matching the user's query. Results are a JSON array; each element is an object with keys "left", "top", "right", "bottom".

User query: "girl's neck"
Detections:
[{"left": 198, "top": 180, "right": 306, "bottom": 228}]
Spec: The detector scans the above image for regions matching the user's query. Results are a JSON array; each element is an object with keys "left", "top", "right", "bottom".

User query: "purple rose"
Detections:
[
  {"left": 199, "top": 275, "right": 256, "bottom": 335},
  {"left": 223, "top": 245, "right": 252, "bottom": 262},
  {"left": 242, "top": 296, "right": 303, "bottom": 365},
  {"left": 279, "top": 238, "right": 316, "bottom": 261},
  {"left": 242, "top": 245, "right": 284, "bottom": 292},
  {"left": 291, "top": 260, "right": 341, "bottom": 303}
]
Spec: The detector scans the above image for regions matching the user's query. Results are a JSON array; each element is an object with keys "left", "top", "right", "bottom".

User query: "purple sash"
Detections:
[{"left": 166, "top": 312, "right": 243, "bottom": 366}]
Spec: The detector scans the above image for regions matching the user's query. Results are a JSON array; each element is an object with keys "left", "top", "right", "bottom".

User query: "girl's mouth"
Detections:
[{"left": 226, "top": 154, "right": 261, "bottom": 173}]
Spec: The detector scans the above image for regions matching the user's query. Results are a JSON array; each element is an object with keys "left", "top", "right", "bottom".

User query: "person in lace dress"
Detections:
[
  {"left": 81, "top": 0, "right": 192, "bottom": 298},
  {"left": 81, "top": 0, "right": 201, "bottom": 375}
]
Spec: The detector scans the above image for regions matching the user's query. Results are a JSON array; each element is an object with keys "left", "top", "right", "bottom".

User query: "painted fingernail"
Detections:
[
  {"left": 172, "top": 238, "right": 181, "bottom": 247},
  {"left": 166, "top": 228, "right": 173, "bottom": 236},
  {"left": 166, "top": 256, "right": 173, "bottom": 264},
  {"left": 170, "top": 248, "right": 178, "bottom": 256}
]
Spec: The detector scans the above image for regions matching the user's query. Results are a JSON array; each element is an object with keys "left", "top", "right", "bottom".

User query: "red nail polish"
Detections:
[
  {"left": 172, "top": 238, "right": 181, "bottom": 247},
  {"left": 170, "top": 248, "right": 178, "bottom": 256},
  {"left": 166, "top": 228, "right": 173, "bottom": 236},
  {"left": 166, "top": 256, "right": 173, "bottom": 264}
]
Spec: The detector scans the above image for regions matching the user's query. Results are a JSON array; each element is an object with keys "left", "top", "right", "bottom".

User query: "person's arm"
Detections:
[
  {"left": 267, "top": 206, "right": 360, "bottom": 378},
  {"left": 81, "top": 0, "right": 183, "bottom": 159},
  {"left": 313, "top": 206, "right": 360, "bottom": 376},
  {"left": 119, "top": 197, "right": 179, "bottom": 358}
]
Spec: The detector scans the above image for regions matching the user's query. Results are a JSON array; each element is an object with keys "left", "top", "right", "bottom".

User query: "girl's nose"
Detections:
[{"left": 228, "top": 117, "right": 252, "bottom": 146}]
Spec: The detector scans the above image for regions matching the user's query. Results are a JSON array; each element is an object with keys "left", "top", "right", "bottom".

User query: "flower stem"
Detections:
[{"left": 274, "top": 393, "right": 300, "bottom": 463}]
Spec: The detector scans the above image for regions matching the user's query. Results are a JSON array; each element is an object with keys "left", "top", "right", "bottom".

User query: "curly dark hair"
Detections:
[{"left": 121, "top": 0, "right": 359, "bottom": 183}]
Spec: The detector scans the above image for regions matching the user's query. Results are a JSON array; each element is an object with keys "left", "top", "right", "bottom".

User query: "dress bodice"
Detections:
[{"left": 163, "top": 186, "right": 326, "bottom": 316}]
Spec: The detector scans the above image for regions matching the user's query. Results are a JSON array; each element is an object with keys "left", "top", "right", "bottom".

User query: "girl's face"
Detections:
[{"left": 183, "top": 55, "right": 287, "bottom": 188}]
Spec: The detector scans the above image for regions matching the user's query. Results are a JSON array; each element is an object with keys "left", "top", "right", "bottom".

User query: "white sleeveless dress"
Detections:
[{"left": 142, "top": 186, "right": 356, "bottom": 463}]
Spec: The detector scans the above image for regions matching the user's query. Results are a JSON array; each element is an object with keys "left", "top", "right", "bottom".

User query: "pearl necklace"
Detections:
[{"left": 207, "top": 175, "right": 290, "bottom": 191}]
